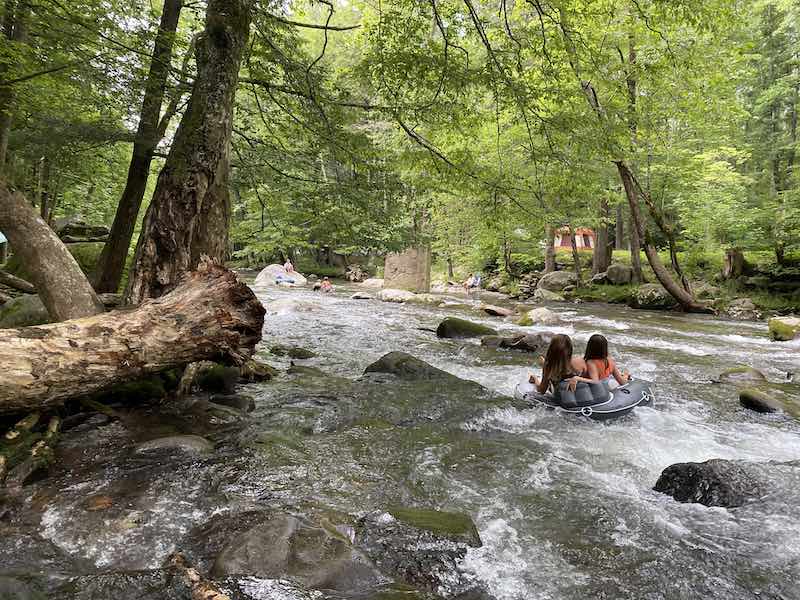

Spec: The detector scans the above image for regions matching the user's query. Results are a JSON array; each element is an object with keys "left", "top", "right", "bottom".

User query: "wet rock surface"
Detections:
[
  {"left": 653, "top": 459, "right": 770, "bottom": 508},
  {"left": 436, "top": 318, "right": 497, "bottom": 339}
]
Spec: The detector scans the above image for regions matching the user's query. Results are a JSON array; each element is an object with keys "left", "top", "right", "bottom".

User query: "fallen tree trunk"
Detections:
[
  {"left": 0, "top": 259, "right": 265, "bottom": 415},
  {"left": 0, "top": 269, "right": 36, "bottom": 293}
]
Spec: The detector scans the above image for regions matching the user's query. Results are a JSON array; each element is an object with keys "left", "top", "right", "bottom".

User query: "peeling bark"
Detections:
[{"left": 0, "top": 259, "right": 265, "bottom": 415}]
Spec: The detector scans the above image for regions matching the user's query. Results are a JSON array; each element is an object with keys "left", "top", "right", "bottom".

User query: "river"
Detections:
[{"left": 3, "top": 280, "right": 800, "bottom": 599}]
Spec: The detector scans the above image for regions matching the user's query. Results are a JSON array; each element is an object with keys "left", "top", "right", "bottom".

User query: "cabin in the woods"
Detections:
[{"left": 554, "top": 226, "right": 595, "bottom": 250}]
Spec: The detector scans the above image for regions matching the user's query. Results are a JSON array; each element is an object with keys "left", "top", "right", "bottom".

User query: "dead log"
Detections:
[
  {"left": 0, "top": 259, "right": 265, "bottom": 415},
  {"left": 0, "top": 269, "right": 36, "bottom": 294}
]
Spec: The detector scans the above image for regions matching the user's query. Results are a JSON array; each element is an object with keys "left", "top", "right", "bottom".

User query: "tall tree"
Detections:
[
  {"left": 94, "top": 0, "right": 183, "bottom": 293},
  {"left": 125, "top": 0, "right": 253, "bottom": 304}
]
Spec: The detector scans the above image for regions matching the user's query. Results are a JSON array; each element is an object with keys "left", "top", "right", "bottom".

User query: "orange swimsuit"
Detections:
[{"left": 588, "top": 357, "right": 615, "bottom": 380}]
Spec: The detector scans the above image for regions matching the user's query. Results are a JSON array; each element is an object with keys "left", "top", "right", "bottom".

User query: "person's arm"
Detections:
[
  {"left": 611, "top": 365, "right": 630, "bottom": 385},
  {"left": 529, "top": 373, "right": 549, "bottom": 394}
]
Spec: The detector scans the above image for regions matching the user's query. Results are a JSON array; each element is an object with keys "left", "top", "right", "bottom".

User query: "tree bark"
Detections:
[
  {"left": 0, "top": 0, "right": 29, "bottom": 175},
  {"left": 0, "top": 259, "right": 265, "bottom": 415},
  {"left": 615, "top": 203, "right": 625, "bottom": 250},
  {"left": 0, "top": 182, "right": 103, "bottom": 320},
  {"left": 628, "top": 209, "right": 643, "bottom": 283},
  {"left": 615, "top": 162, "right": 709, "bottom": 312},
  {"left": 592, "top": 196, "right": 611, "bottom": 275},
  {"left": 125, "top": 0, "right": 252, "bottom": 305},
  {"left": 722, "top": 247, "right": 749, "bottom": 280},
  {"left": 544, "top": 224, "right": 556, "bottom": 273},
  {"left": 94, "top": 0, "right": 183, "bottom": 293},
  {"left": 0, "top": 268, "right": 35, "bottom": 293},
  {"left": 567, "top": 223, "right": 583, "bottom": 287}
]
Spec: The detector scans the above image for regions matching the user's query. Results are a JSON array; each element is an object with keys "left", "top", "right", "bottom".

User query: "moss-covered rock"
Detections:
[
  {"left": 436, "top": 317, "right": 497, "bottom": 339},
  {"left": 739, "top": 388, "right": 784, "bottom": 413},
  {"left": 0, "top": 294, "right": 51, "bottom": 327},
  {"left": 718, "top": 366, "right": 767, "bottom": 384},
  {"left": 517, "top": 307, "right": 560, "bottom": 326},
  {"left": 385, "top": 507, "right": 482, "bottom": 546},
  {"left": 196, "top": 364, "right": 240, "bottom": 394},
  {"left": 4, "top": 241, "right": 105, "bottom": 281},
  {"left": 769, "top": 316, "right": 800, "bottom": 341},
  {"left": 629, "top": 284, "right": 677, "bottom": 310}
]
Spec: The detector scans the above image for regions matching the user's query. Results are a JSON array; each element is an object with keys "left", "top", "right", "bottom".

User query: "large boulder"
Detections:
[
  {"left": 769, "top": 316, "right": 800, "bottom": 341},
  {"left": 653, "top": 459, "right": 768, "bottom": 508},
  {"left": 361, "top": 277, "right": 384, "bottom": 289},
  {"left": 0, "top": 294, "right": 51, "bottom": 328},
  {"left": 536, "top": 270, "right": 577, "bottom": 292},
  {"left": 383, "top": 246, "right": 431, "bottom": 293},
  {"left": 718, "top": 365, "right": 767, "bottom": 384},
  {"left": 376, "top": 288, "right": 416, "bottom": 303},
  {"left": 54, "top": 216, "right": 110, "bottom": 240},
  {"left": 436, "top": 317, "right": 497, "bottom": 339},
  {"left": 533, "top": 288, "right": 564, "bottom": 302},
  {"left": 481, "top": 333, "right": 550, "bottom": 353},
  {"left": 254, "top": 264, "right": 308, "bottom": 287},
  {"left": 606, "top": 263, "right": 634, "bottom": 285},
  {"left": 517, "top": 307, "right": 560, "bottom": 326},
  {"left": 355, "top": 507, "right": 485, "bottom": 597},
  {"left": 629, "top": 284, "right": 677, "bottom": 310}
]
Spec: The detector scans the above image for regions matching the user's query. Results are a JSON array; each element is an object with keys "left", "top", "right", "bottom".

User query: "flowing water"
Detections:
[{"left": 3, "top": 280, "right": 800, "bottom": 599}]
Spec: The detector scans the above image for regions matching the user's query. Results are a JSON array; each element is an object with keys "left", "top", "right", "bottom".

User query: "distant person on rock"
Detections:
[
  {"left": 529, "top": 334, "right": 591, "bottom": 394},
  {"left": 320, "top": 277, "right": 333, "bottom": 293},
  {"left": 582, "top": 334, "right": 630, "bottom": 389},
  {"left": 463, "top": 273, "right": 475, "bottom": 292},
  {"left": 284, "top": 258, "right": 294, "bottom": 273}
]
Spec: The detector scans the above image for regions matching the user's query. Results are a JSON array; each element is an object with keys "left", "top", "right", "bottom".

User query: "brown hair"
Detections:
[
  {"left": 584, "top": 334, "right": 609, "bottom": 369},
  {"left": 542, "top": 334, "right": 575, "bottom": 388}
]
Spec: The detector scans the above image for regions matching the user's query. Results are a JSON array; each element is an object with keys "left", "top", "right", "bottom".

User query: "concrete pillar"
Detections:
[{"left": 383, "top": 246, "right": 431, "bottom": 292}]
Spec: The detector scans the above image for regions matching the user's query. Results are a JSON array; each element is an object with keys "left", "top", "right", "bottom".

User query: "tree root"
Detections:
[{"left": 2, "top": 415, "right": 60, "bottom": 491}]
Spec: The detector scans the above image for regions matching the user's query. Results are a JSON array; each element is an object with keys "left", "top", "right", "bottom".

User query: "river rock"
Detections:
[
  {"left": 364, "top": 351, "right": 455, "bottom": 381},
  {"left": 376, "top": 288, "right": 416, "bottom": 303},
  {"left": 536, "top": 271, "right": 577, "bottom": 292},
  {"left": 264, "top": 298, "right": 319, "bottom": 313},
  {"left": 533, "top": 288, "right": 564, "bottom": 302},
  {"left": 255, "top": 264, "right": 308, "bottom": 287},
  {"left": 361, "top": 277, "right": 384, "bottom": 289},
  {"left": 351, "top": 292, "right": 373, "bottom": 300},
  {"left": 606, "top": 263, "right": 634, "bottom": 285},
  {"left": 693, "top": 281, "right": 721, "bottom": 299},
  {"left": 436, "top": 317, "right": 497, "bottom": 339},
  {"left": 590, "top": 271, "right": 609, "bottom": 285},
  {"left": 270, "top": 345, "right": 316, "bottom": 359},
  {"left": 134, "top": 435, "right": 214, "bottom": 454},
  {"left": 210, "top": 393, "right": 256, "bottom": 412},
  {"left": 196, "top": 364, "right": 240, "bottom": 393},
  {"left": 481, "top": 333, "right": 550, "bottom": 353},
  {"left": 481, "top": 304, "right": 515, "bottom": 317},
  {"left": 0, "top": 577, "right": 45, "bottom": 600},
  {"left": 54, "top": 571, "right": 185, "bottom": 600},
  {"left": 406, "top": 293, "right": 442, "bottom": 305},
  {"left": 55, "top": 216, "right": 110, "bottom": 240},
  {"left": 517, "top": 307, "right": 560, "bottom": 326},
  {"left": 0, "top": 294, "right": 50, "bottom": 328},
  {"left": 653, "top": 459, "right": 768, "bottom": 508},
  {"left": 629, "top": 284, "right": 677, "bottom": 310},
  {"left": 355, "top": 507, "right": 484, "bottom": 597},
  {"left": 725, "top": 297, "right": 762, "bottom": 321},
  {"left": 718, "top": 366, "right": 766, "bottom": 384},
  {"left": 769, "top": 315, "right": 800, "bottom": 341},
  {"left": 739, "top": 388, "right": 784, "bottom": 413}
]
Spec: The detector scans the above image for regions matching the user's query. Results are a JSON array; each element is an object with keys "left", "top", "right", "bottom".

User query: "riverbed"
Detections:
[{"left": 3, "top": 281, "right": 800, "bottom": 599}]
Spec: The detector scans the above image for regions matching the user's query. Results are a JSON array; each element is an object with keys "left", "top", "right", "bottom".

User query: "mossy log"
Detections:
[{"left": 0, "top": 259, "right": 265, "bottom": 415}]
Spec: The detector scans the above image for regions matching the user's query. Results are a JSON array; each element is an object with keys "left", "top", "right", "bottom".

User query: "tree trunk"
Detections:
[
  {"left": 0, "top": 259, "right": 265, "bottom": 415},
  {"left": 0, "top": 268, "right": 35, "bottom": 293},
  {"left": 722, "top": 247, "right": 748, "bottom": 280},
  {"left": 125, "top": 0, "right": 252, "bottom": 305},
  {"left": 0, "top": 0, "right": 30, "bottom": 175},
  {"left": 628, "top": 210, "right": 643, "bottom": 283},
  {"left": 615, "top": 203, "right": 625, "bottom": 250},
  {"left": 615, "top": 162, "right": 709, "bottom": 312},
  {"left": 94, "top": 0, "right": 183, "bottom": 293},
  {"left": 592, "top": 196, "right": 611, "bottom": 275},
  {"left": 544, "top": 224, "right": 556, "bottom": 273},
  {"left": 0, "top": 182, "right": 103, "bottom": 320},
  {"left": 446, "top": 257, "right": 454, "bottom": 279},
  {"left": 567, "top": 223, "right": 583, "bottom": 287}
]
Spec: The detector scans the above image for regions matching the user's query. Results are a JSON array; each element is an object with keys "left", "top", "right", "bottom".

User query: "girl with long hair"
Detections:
[
  {"left": 583, "top": 334, "right": 630, "bottom": 387},
  {"left": 529, "top": 334, "right": 593, "bottom": 394}
]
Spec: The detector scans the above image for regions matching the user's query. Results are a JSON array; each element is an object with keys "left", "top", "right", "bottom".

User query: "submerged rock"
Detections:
[
  {"left": 270, "top": 345, "right": 316, "bottom": 359},
  {"left": 210, "top": 393, "right": 256, "bottom": 412},
  {"left": 517, "top": 307, "right": 560, "bottom": 326},
  {"left": 481, "top": 333, "right": 550, "bottom": 353},
  {"left": 536, "top": 271, "right": 576, "bottom": 292},
  {"left": 718, "top": 366, "right": 766, "bottom": 384},
  {"left": 653, "top": 459, "right": 767, "bottom": 508},
  {"left": 355, "top": 507, "right": 484, "bottom": 597},
  {"left": 739, "top": 388, "right": 784, "bottom": 413},
  {"left": 134, "top": 435, "right": 214, "bottom": 454},
  {"left": 436, "top": 317, "right": 497, "bottom": 339},
  {"left": 361, "top": 277, "right": 385, "bottom": 289},
  {"left": 769, "top": 315, "right": 800, "bottom": 341}
]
